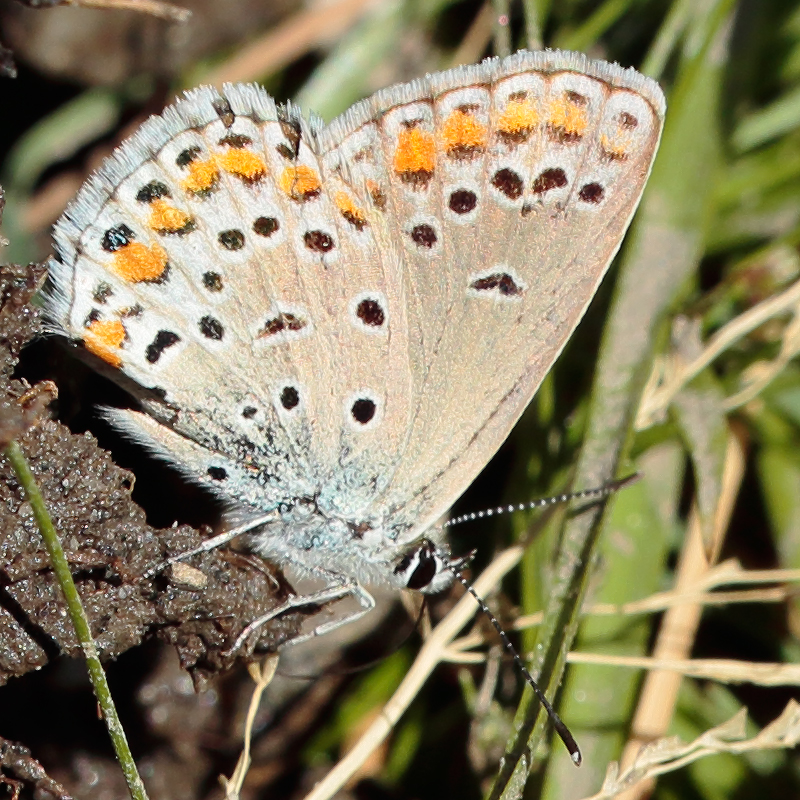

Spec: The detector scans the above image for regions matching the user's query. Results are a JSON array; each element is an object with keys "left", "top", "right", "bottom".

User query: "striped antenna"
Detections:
[
  {"left": 437, "top": 473, "right": 640, "bottom": 765},
  {"left": 445, "top": 473, "right": 640, "bottom": 529}
]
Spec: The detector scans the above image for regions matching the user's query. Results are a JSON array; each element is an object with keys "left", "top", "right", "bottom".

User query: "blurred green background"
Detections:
[{"left": 2, "top": 0, "right": 800, "bottom": 798}]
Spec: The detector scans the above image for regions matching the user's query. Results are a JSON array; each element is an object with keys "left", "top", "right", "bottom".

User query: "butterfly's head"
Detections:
[{"left": 393, "top": 538, "right": 475, "bottom": 594}]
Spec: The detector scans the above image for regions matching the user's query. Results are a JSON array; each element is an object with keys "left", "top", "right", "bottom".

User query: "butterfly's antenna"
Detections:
[
  {"left": 445, "top": 473, "right": 640, "bottom": 530},
  {"left": 433, "top": 475, "right": 639, "bottom": 766},
  {"left": 436, "top": 551, "right": 582, "bottom": 766}
]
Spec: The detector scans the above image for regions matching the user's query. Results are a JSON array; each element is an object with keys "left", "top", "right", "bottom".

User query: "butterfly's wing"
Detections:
[
  {"left": 318, "top": 51, "right": 665, "bottom": 541},
  {"left": 45, "top": 85, "right": 417, "bottom": 518},
  {"left": 45, "top": 51, "right": 664, "bottom": 555}
]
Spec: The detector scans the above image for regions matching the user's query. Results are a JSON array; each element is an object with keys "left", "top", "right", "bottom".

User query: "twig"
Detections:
[{"left": 67, "top": 0, "right": 190, "bottom": 22}]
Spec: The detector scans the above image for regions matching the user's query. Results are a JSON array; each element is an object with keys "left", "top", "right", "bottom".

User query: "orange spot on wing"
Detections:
[
  {"left": 548, "top": 95, "right": 587, "bottom": 139},
  {"left": 600, "top": 133, "right": 631, "bottom": 161},
  {"left": 334, "top": 191, "right": 367, "bottom": 230},
  {"left": 84, "top": 319, "right": 125, "bottom": 367},
  {"left": 111, "top": 242, "right": 168, "bottom": 283},
  {"left": 497, "top": 98, "right": 538, "bottom": 137},
  {"left": 441, "top": 110, "right": 487, "bottom": 155},
  {"left": 218, "top": 149, "right": 266, "bottom": 182},
  {"left": 280, "top": 165, "right": 321, "bottom": 200},
  {"left": 182, "top": 159, "right": 219, "bottom": 193},
  {"left": 149, "top": 199, "right": 193, "bottom": 233},
  {"left": 393, "top": 127, "right": 435, "bottom": 177}
]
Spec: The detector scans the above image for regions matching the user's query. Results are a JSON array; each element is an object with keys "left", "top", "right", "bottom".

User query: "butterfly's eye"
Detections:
[{"left": 394, "top": 540, "right": 439, "bottom": 590}]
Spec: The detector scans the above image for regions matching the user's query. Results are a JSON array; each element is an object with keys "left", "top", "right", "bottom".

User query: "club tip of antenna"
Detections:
[{"left": 555, "top": 722, "right": 582, "bottom": 766}]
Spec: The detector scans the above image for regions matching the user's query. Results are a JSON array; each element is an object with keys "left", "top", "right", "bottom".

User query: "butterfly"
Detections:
[{"left": 44, "top": 49, "right": 664, "bottom": 652}]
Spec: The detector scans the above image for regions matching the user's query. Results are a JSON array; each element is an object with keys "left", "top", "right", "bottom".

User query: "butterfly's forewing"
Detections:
[{"left": 320, "top": 51, "right": 665, "bottom": 540}]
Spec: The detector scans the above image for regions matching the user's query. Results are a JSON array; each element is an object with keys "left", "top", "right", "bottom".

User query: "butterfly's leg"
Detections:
[
  {"left": 226, "top": 575, "right": 375, "bottom": 653},
  {"left": 284, "top": 580, "right": 377, "bottom": 647},
  {"left": 144, "top": 513, "right": 281, "bottom": 578}
]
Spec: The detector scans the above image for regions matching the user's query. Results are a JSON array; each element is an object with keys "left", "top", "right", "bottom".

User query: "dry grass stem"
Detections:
[
  {"left": 201, "top": 0, "right": 376, "bottom": 88},
  {"left": 449, "top": 2, "right": 494, "bottom": 69},
  {"left": 220, "top": 655, "right": 279, "bottom": 800},
  {"left": 616, "top": 431, "right": 746, "bottom": 800},
  {"left": 636, "top": 277, "right": 800, "bottom": 429},
  {"left": 300, "top": 544, "right": 524, "bottom": 800},
  {"left": 439, "top": 557, "right": 798, "bottom": 668},
  {"left": 507, "top": 561, "right": 800, "bottom": 632},
  {"left": 579, "top": 701, "right": 800, "bottom": 800},
  {"left": 565, "top": 653, "right": 800, "bottom": 686},
  {"left": 724, "top": 302, "right": 800, "bottom": 410},
  {"left": 441, "top": 644, "right": 800, "bottom": 687},
  {"left": 68, "top": 0, "right": 191, "bottom": 22}
]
